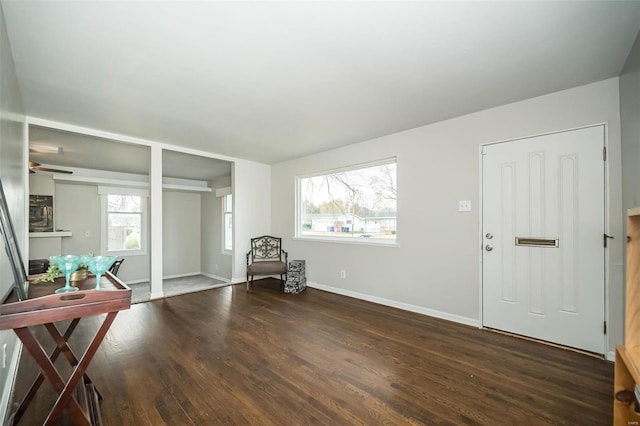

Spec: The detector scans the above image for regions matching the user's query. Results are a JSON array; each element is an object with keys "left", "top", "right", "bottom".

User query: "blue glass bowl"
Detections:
[
  {"left": 49, "top": 255, "right": 81, "bottom": 294},
  {"left": 81, "top": 256, "right": 117, "bottom": 290}
]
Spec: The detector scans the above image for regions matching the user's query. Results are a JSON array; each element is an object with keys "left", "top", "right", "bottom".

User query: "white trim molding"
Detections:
[
  {"left": 215, "top": 186, "right": 232, "bottom": 197},
  {"left": 201, "top": 272, "right": 231, "bottom": 283},
  {"left": 162, "top": 272, "right": 201, "bottom": 280}
]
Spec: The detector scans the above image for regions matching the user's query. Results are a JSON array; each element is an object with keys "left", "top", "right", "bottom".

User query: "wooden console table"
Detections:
[
  {"left": 614, "top": 208, "right": 640, "bottom": 424},
  {"left": 0, "top": 272, "right": 131, "bottom": 425}
]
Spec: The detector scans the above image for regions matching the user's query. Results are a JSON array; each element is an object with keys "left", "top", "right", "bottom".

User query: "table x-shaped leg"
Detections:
[
  {"left": 44, "top": 321, "right": 102, "bottom": 400},
  {"left": 14, "top": 311, "right": 118, "bottom": 426},
  {"left": 14, "top": 324, "right": 89, "bottom": 425},
  {"left": 13, "top": 319, "right": 82, "bottom": 424}
]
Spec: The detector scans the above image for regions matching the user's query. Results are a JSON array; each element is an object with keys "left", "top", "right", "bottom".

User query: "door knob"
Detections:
[{"left": 485, "top": 245, "right": 493, "bottom": 252}]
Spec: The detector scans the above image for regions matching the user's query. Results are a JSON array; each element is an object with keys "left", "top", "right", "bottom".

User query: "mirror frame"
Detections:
[{"left": 0, "top": 179, "right": 28, "bottom": 301}]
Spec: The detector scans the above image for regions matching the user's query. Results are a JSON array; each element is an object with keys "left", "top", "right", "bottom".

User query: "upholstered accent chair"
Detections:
[{"left": 246, "top": 235, "right": 288, "bottom": 290}]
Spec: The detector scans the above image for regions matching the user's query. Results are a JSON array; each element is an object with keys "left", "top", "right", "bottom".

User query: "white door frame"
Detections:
[{"left": 477, "top": 123, "right": 610, "bottom": 356}]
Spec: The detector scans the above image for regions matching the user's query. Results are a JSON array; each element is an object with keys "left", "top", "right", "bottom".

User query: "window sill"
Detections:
[
  {"left": 293, "top": 236, "right": 398, "bottom": 247},
  {"left": 105, "top": 250, "right": 147, "bottom": 257}
]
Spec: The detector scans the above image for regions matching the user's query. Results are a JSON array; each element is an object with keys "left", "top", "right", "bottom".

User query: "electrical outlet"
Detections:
[
  {"left": 458, "top": 200, "right": 471, "bottom": 212},
  {"left": 215, "top": 264, "right": 219, "bottom": 270},
  {"left": 340, "top": 270, "right": 346, "bottom": 279}
]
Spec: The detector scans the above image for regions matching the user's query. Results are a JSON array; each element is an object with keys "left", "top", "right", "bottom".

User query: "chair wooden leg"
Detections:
[{"left": 246, "top": 274, "right": 250, "bottom": 291}]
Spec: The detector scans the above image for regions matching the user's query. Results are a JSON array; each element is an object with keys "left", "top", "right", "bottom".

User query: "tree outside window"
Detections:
[{"left": 298, "top": 159, "right": 397, "bottom": 243}]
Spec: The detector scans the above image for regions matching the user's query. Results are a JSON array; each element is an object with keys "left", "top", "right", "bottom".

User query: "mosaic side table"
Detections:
[{"left": 284, "top": 259, "right": 306, "bottom": 294}]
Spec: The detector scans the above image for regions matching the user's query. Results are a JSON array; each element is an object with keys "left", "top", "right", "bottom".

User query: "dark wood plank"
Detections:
[{"left": 10, "top": 278, "right": 613, "bottom": 425}]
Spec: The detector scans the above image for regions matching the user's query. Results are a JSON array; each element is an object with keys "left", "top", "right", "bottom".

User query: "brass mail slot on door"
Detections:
[{"left": 515, "top": 237, "right": 559, "bottom": 248}]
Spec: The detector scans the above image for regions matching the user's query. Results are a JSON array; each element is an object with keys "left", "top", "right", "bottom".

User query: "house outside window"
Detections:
[
  {"left": 297, "top": 159, "right": 397, "bottom": 244},
  {"left": 102, "top": 192, "right": 147, "bottom": 255}
]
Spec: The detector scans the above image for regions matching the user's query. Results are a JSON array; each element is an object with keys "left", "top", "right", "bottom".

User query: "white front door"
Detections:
[{"left": 482, "top": 125, "right": 605, "bottom": 354}]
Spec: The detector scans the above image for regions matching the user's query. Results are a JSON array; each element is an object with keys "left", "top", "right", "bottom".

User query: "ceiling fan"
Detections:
[{"left": 28, "top": 161, "right": 73, "bottom": 174}]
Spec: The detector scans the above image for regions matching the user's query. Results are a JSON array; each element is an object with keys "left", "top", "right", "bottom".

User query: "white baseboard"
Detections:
[
  {"left": 149, "top": 291, "right": 164, "bottom": 300},
  {"left": 607, "top": 351, "right": 615, "bottom": 362},
  {"left": 200, "top": 272, "right": 231, "bottom": 283},
  {"left": 125, "top": 272, "right": 230, "bottom": 285},
  {"left": 307, "top": 281, "right": 479, "bottom": 328},
  {"left": 196, "top": 282, "right": 233, "bottom": 291},
  {"left": 163, "top": 272, "right": 201, "bottom": 280},
  {"left": 0, "top": 341, "right": 22, "bottom": 425},
  {"left": 130, "top": 273, "right": 233, "bottom": 300},
  {"left": 124, "top": 278, "right": 148, "bottom": 285}
]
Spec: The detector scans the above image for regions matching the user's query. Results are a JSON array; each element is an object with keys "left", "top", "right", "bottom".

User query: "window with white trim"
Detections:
[
  {"left": 223, "top": 194, "right": 233, "bottom": 252},
  {"left": 102, "top": 192, "right": 147, "bottom": 255},
  {"left": 297, "top": 159, "right": 397, "bottom": 244}
]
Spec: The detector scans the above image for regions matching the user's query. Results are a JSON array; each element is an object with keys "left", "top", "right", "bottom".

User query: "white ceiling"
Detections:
[
  {"left": 29, "top": 125, "right": 232, "bottom": 181},
  {"left": 29, "top": 125, "right": 150, "bottom": 175},
  {"left": 4, "top": 1, "right": 640, "bottom": 165}
]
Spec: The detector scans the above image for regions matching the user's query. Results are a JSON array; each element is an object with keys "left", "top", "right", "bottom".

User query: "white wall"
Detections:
[
  {"left": 28, "top": 174, "right": 54, "bottom": 197},
  {"left": 163, "top": 190, "right": 201, "bottom": 277},
  {"left": 271, "top": 78, "right": 624, "bottom": 353},
  {"left": 201, "top": 175, "right": 232, "bottom": 280},
  {"left": 0, "top": 3, "right": 25, "bottom": 422},
  {"left": 232, "top": 159, "right": 271, "bottom": 282},
  {"left": 57, "top": 183, "right": 101, "bottom": 255}
]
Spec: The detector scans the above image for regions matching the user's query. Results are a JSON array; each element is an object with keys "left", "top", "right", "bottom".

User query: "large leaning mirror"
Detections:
[
  {"left": 0, "top": 179, "right": 29, "bottom": 301},
  {"left": 161, "top": 150, "right": 233, "bottom": 297},
  {"left": 28, "top": 125, "right": 151, "bottom": 285}
]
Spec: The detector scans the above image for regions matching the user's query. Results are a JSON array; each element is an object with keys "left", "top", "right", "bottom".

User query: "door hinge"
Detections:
[
  {"left": 604, "top": 234, "right": 614, "bottom": 248},
  {"left": 604, "top": 321, "right": 607, "bottom": 334},
  {"left": 603, "top": 147, "right": 607, "bottom": 161}
]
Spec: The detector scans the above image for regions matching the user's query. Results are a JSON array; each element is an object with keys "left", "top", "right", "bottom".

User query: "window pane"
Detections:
[
  {"left": 223, "top": 194, "right": 233, "bottom": 251},
  {"left": 224, "top": 213, "right": 233, "bottom": 251},
  {"left": 108, "top": 194, "right": 142, "bottom": 213},
  {"left": 108, "top": 213, "right": 142, "bottom": 251},
  {"left": 224, "top": 194, "right": 233, "bottom": 212},
  {"left": 299, "top": 161, "right": 397, "bottom": 241}
]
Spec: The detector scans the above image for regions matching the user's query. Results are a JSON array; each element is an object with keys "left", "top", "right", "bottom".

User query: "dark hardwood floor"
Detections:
[{"left": 10, "top": 278, "right": 613, "bottom": 425}]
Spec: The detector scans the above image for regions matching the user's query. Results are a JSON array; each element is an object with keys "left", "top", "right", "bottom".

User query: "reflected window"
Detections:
[
  {"left": 102, "top": 194, "right": 147, "bottom": 255},
  {"left": 223, "top": 194, "right": 232, "bottom": 252}
]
